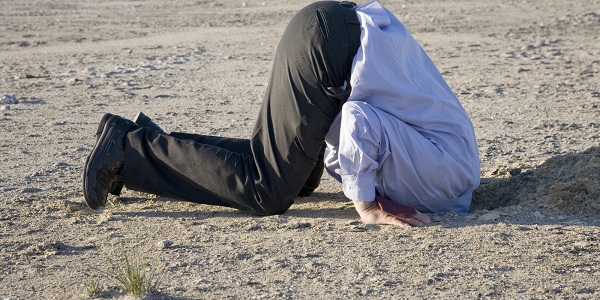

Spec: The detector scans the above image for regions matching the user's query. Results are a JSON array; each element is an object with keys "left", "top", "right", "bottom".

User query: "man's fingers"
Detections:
[
  {"left": 399, "top": 216, "right": 425, "bottom": 227},
  {"left": 386, "top": 216, "right": 411, "bottom": 227},
  {"left": 391, "top": 211, "right": 430, "bottom": 227},
  {"left": 404, "top": 212, "right": 431, "bottom": 226},
  {"left": 412, "top": 211, "right": 431, "bottom": 224},
  {"left": 381, "top": 213, "right": 424, "bottom": 227},
  {"left": 353, "top": 199, "right": 431, "bottom": 227}
]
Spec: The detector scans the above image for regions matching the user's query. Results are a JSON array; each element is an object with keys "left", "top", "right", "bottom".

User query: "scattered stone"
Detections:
[
  {"left": 102, "top": 71, "right": 119, "bottom": 78},
  {"left": 157, "top": 240, "right": 174, "bottom": 249},
  {"left": 21, "top": 97, "right": 44, "bottom": 104},
  {"left": 502, "top": 52, "right": 516, "bottom": 59},
  {"left": 63, "top": 202, "right": 80, "bottom": 213},
  {"left": 24, "top": 74, "right": 47, "bottom": 79},
  {"left": 54, "top": 162, "right": 69, "bottom": 168},
  {"left": 245, "top": 223, "right": 262, "bottom": 231},
  {"left": 96, "top": 211, "right": 112, "bottom": 224},
  {"left": 286, "top": 222, "right": 312, "bottom": 230},
  {"left": 67, "top": 78, "right": 83, "bottom": 85},
  {"left": 0, "top": 94, "right": 18, "bottom": 104},
  {"left": 23, "top": 240, "right": 64, "bottom": 256},
  {"left": 344, "top": 220, "right": 368, "bottom": 231},
  {"left": 570, "top": 241, "right": 591, "bottom": 252},
  {"left": 52, "top": 120, "right": 68, "bottom": 125},
  {"left": 1, "top": 105, "right": 10, "bottom": 111},
  {"left": 509, "top": 168, "right": 522, "bottom": 176},
  {"left": 237, "top": 253, "right": 252, "bottom": 260}
]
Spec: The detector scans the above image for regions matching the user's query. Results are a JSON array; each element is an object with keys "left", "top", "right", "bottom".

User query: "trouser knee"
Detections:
[
  {"left": 254, "top": 200, "right": 293, "bottom": 216},
  {"left": 246, "top": 192, "right": 295, "bottom": 216}
]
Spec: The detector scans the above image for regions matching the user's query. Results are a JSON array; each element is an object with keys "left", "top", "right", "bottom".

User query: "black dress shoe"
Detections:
[
  {"left": 92, "top": 113, "right": 127, "bottom": 196},
  {"left": 83, "top": 114, "right": 138, "bottom": 210},
  {"left": 93, "top": 112, "right": 164, "bottom": 197},
  {"left": 95, "top": 113, "right": 114, "bottom": 139}
]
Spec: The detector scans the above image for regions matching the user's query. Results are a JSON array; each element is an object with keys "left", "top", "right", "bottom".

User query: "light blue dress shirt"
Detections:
[{"left": 324, "top": 0, "right": 480, "bottom": 214}]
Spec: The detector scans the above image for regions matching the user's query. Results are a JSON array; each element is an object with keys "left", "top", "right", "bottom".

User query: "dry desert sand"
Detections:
[{"left": 1, "top": 0, "right": 599, "bottom": 299}]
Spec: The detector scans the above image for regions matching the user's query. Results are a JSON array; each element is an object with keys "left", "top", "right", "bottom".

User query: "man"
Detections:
[
  {"left": 323, "top": 1, "right": 480, "bottom": 219},
  {"left": 83, "top": 1, "right": 479, "bottom": 227}
]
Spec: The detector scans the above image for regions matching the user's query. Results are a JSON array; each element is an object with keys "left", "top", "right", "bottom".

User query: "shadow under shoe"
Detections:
[{"left": 83, "top": 114, "right": 138, "bottom": 210}]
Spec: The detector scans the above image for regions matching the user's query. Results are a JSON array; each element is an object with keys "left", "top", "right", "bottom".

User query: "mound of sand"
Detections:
[{"left": 473, "top": 146, "right": 600, "bottom": 213}]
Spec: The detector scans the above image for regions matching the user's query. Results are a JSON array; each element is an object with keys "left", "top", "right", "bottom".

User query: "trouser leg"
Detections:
[
  {"left": 171, "top": 131, "right": 324, "bottom": 197},
  {"left": 297, "top": 143, "right": 326, "bottom": 197},
  {"left": 122, "top": 1, "right": 360, "bottom": 215},
  {"left": 169, "top": 132, "right": 251, "bottom": 154},
  {"left": 250, "top": 1, "right": 360, "bottom": 211},
  {"left": 123, "top": 129, "right": 254, "bottom": 209}
]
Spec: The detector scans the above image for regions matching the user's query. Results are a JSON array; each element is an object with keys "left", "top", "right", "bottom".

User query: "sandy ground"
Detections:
[{"left": 1, "top": 0, "right": 599, "bottom": 299}]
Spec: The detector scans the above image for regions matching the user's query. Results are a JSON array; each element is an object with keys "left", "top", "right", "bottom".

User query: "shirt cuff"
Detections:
[{"left": 341, "top": 174, "right": 376, "bottom": 201}]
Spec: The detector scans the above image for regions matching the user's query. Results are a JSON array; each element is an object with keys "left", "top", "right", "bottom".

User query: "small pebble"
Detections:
[
  {"left": 0, "top": 94, "right": 18, "bottom": 104},
  {"left": 571, "top": 241, "right": 590, "bottom": 251},
  {"left": 53, "top": 120, "right": 68, "bottom": 125},
  {"left": 54, "top": 162, "right": 69, "bottom": 168},
  {"left": 509, "top": 168, "right": 522, "bottom": 176},
  {"left": 68, "top": 78, "right": 83, "bottom": 85},
  {"left": 156, "top": 240, "right": 174, "bottom": 249},
  {"left": 1, "top": 105, "right": 10, "bottom": 111}
]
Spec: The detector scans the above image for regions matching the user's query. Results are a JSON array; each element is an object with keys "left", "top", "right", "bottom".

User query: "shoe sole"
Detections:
[
  {"left": 87, "top": 112, "right": 158, "bottom": 201},
  {"left": 83, "top": 115, "right": 132, "bottom": 210},
  {"left": 92, "top": 113, "right": 124, "bottom": 196},
  {"left": 83, "top": 127, "right": 107, "bottom": 210}
]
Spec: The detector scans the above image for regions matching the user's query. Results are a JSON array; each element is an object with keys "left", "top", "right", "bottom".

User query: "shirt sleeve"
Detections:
[
  {"left": 324, "top": 114, "right": 343, "bottom": 183},
  {"left": 337, "top": 102, "right": 382, "bottom": 202}
]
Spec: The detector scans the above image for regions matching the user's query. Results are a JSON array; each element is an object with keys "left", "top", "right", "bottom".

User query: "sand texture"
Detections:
[{"left": 1, "top": 0, "right": 600, "bottom": 299}]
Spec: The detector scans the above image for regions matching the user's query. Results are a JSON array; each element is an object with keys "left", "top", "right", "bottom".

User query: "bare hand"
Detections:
[{"left": 353, "top": 200, "right": 431, "bottom": 227}]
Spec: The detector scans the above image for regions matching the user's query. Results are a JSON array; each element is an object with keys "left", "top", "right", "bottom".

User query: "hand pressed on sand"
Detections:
[{"left": 353, "top": 196, "right": 431, "bottom": 227}]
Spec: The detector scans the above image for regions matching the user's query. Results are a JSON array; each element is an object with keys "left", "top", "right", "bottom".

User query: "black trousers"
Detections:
[{"left": 122, "top": 1, "right": 361, "bottom": 215}]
